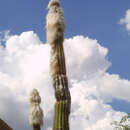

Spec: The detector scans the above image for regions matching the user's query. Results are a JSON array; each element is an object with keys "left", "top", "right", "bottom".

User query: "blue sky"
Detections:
[
  {"left": 0, "top": 0, "right": 130, "bottom": 79},
  {"left": 0, "top": 0, "right": 130, "bottom": 129}
]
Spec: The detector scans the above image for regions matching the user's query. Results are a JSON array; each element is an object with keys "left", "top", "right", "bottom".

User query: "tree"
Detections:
[{"left": 111, "top": 113, "right": 130, "bottom": 130}]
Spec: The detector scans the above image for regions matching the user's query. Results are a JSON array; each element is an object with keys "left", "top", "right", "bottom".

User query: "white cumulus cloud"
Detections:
[
  {"left": 0, "top": 31, "right": 129, "bottom": 130},
  {"left": 120, "top": 9, "right": 130, "bottom": 31}
]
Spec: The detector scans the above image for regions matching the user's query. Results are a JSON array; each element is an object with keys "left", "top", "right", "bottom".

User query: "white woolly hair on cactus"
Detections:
[
  {"left": 29, "top": 88, "right": 43, "bottom": 127},
  {"left": 48, "top": 0, "right": 60, "bottom": 8},
  {"left": 46, "top": 0, "right": 65, "bottom": 44}
]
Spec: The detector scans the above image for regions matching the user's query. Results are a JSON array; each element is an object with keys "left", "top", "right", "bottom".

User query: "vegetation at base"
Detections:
[{"left": 111, "top": 113, "right": 130, "bottom": 130}]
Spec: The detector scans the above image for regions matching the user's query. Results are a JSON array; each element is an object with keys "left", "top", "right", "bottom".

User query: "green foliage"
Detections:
[{"left": 111, "top": 113, "right": 130, "bottom": 130}]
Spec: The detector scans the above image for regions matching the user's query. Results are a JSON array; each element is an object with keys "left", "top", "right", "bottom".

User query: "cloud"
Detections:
[
  {"left": 70, "top": 80, "right": 125, "bottom": 130},
  {"left": 95, "top": 73, "right": 130, "bottom": 102},
  {"left": 120, "top": 9, "right": 130, "bottom": 31},
  {"left": 0, "top": 31, "right": 128, "bottom": 130},
  {"left": 64, "top": 36, "right": 111, "bottom": 80}
]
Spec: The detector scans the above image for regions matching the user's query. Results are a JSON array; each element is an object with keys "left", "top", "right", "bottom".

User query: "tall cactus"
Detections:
[
  {"left": 46, "top": 0, "right": 71, "bottom": 130},
  {"left": 29, "top": 89, "right": 43, "bottom": 130}
]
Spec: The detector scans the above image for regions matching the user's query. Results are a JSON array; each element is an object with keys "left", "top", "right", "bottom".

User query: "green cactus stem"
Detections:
[{"left": 53, "top": 101, "right": 70, "bottom": 130}]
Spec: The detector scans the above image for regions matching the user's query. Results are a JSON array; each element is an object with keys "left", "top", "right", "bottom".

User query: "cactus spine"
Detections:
[
  {"left": 29, "top": 89, "right": 43, "bottom": 130},
  {"left": 46, "top": 0, "right": 71, "bottom": 130}
]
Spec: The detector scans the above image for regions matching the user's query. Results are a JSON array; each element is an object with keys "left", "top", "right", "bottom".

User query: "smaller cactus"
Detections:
[{"left": 29, "top": 89, "right": 43, "bottom": 130}]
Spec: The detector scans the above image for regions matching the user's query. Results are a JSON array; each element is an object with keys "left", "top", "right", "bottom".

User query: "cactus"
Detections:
[
  {"left": 29, "top": 89, "right": 43, "bottom": 130},
  {"left": 46, "top": 0, "right": 71, "bottom": 130}
]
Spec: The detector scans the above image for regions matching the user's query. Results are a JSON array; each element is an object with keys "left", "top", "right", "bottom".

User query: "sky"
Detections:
[{"left": 0, "top": 0, "right": 130, "bottom": 130}]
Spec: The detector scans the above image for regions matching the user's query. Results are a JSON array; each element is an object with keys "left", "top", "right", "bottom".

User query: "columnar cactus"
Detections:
[
  {"left": 29, "top": 89, "right": 43, "bottom": 130},
  {"left": 46, "top": 0, "right": 71, "bottom": 130}
]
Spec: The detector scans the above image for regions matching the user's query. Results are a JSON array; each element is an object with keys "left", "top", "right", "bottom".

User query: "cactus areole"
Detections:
[{"left": 46, "top": 0, "right": 71, "bottom": 130}]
